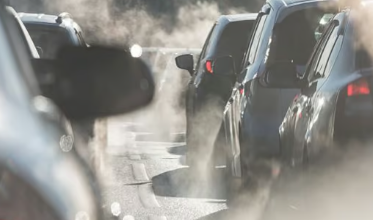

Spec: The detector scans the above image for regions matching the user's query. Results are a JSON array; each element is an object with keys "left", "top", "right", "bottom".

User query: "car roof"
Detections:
[
  {"left": 17, "top": 12, "right": 74, "bottom": 28},
  {"left": 216, "top": 13, "right": 258, "bottom": 27},
  {"left": 267, "top": 0, "right": 333, "bottom": 9},
  {"left": 223, "top": 13, "right": 258, "bottom": 22}
]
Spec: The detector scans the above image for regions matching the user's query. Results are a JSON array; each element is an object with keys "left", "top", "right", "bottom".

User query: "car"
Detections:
[
  {"left": 0, "top": 1, "right": 154, "bottom": 218},
  {"left": 220, "top": 0, "right": 338, "bottom": 203},
  {"left": 18, "top": 12, "right": 88, "bottom": 58},
  {"left": 174, "top": 13, "right": 257, "bottom": 169},
  {"left": 18, "top": 11, "right": 95, "bottom": 145},
  {"left": 6, "top": 6, "right": 76, "bottom": 151},
  {"left": 274, "top": 3, "right": 373, "bottom": 170}
]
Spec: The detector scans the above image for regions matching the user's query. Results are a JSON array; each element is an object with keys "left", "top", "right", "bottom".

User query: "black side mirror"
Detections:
[
  {"left": 212, "top": 55, "right": 236, "bottom": 76},
  {"left": 263, "top": 62, "right": 300, "bottom": 88},
  {"left": 36, "top": 46, "right": 43, "bottom": 57},
  {"left": 175, "top": 54, "right": 194, "bottom": 76},
  {"left": 32, "top": 45, "right": 155, "bottom": 120}
]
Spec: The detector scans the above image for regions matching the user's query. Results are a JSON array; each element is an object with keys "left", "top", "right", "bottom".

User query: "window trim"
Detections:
[
  {"left": 305, "top": 21, "right": 339, "bottom": 82},
  {"left": 246, "top": 14, "right": 268, "bottom": 66}
]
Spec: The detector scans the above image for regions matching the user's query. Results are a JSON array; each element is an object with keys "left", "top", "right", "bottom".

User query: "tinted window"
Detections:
[
  {"left": 270, "top": 9, "right": 329, "bottom": 66},
  {"left": 215, "top": 20, "right": 255, "bottom": 70},
  {"left": 306, "top": 22, "right": 337, "bottom": 81},
  {"left": 25, "top": 24, "right": 73, "bottom": 59},
  {"left": 356, "top": 49, "right": 373, "bottom": 69},
  {"left": 314, "top": 24, "right": 340, "bottom": 77},
  {"left": 315, "top": 13, "right": 335, "bottom": 41}
]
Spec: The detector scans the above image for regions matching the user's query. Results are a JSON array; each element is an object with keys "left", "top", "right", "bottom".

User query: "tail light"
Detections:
[
  {"left": 205, "top": 60, "right": 213, "bottom": 74},
  {"left": 347, "top": 78, "right": 370, "bottom": 96},
  {"left": 239, "top": 88, "right": 244, "bottom": 95}
]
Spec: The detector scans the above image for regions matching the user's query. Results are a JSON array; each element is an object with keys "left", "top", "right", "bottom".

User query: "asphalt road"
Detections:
[
  {"left": 100, "top": 116, "right": 373, "bottom": 220},
  {"left": 102, "top": 117, "right": 230, "bottom": 220}
]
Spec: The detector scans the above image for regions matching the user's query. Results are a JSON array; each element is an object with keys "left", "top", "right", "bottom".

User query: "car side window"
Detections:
[
  {"left": 314, "top": 23, "right": 340, "bottom": 78},
  {"left": 323, "top": 31, "right": 343, "bottom": 78},
  {"left": 246, "top": 14, "right": 267, "bottom": 66},
  {"left": 306, "top": 22, "right": 338, "bottom": 81},
  {"left": 194, "top": 24, "right": 215, "bottom": 73}
]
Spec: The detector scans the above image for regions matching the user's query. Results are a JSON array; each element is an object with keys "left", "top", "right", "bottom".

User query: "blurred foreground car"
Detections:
[
  {"left": 221, "top": 0, "right": 337, "bottom": 204},
  {"left": 175, "top": 13, "right": 257, "bottom": 168},
  {"left": 18, "top": 11, "right": 95, "bottom": 143},
  {"left": 6, "top": 6, "right": 76, "bottom": 155},
  {"left": 276, "top": 4, "right": 373, "bottom": 169},
  {"left": 0, "top": 2, "right": 154, "bottom": 219}
]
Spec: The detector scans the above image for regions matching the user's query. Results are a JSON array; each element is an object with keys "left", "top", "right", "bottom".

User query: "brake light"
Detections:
[
  {"left": 205, "top": 60, "right": 213, "bottom": 74},
  {"left": 239, "top": 88, "right": 244, "bottom": 95},
  {"left": 347, "top": 78, "right": 370, "bottom": 96}
]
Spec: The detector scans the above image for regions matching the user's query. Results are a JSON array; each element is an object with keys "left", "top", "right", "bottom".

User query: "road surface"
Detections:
[{"left": 102, "top": 117, "right": 233, "bottom": 220}]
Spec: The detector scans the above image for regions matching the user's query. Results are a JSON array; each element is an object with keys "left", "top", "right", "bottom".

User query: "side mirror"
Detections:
[
  {"left": 36, "top": 46, "right": 43, "bottom": 57},
  {"left": 32, "top": 45, "right": 155, "bottom": 120},
  {"left": 212, "top": 55, "right": 236, "bottom": 76},
  {"left": 263, "top": 62, "right": 300, "bottom": 88},
  {"left": 175, "top": 54, "right": 194, "bottom": 76}
]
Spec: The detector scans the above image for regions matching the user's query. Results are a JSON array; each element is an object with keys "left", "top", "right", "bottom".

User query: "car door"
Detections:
[
  {"left": 305, "top": 15, "right": 346, "bottom": 157},
  {"left": 291, "top": 17, "right": 344, "bottom": 164},
  {"left": 281, "top": 21, "right": 334, "bottom": 164},
  {"left": 187, "top": 24, "right": 215, "bottom": 118},
  {"left": 226, "top": 13, "right": 267, "bottom": 163}
]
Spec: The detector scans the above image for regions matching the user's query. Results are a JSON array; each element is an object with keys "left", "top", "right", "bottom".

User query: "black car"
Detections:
[
  {"left": 175, "top": 13, "right": 257, "bottom": 168},
  {"left": 274, "top": 3, "right": 373, "bottom": 169},
  {"left": 18, "top": 12, "right": 87, "bottom": 58},
  {"left": 18, "top": 12, "right": 94, "bottom": 143},
  {"left": 220, "top": 0, "right": 337, "bottom": 202},
  {"left": 0, "top": 2, "right": 154, "bottom": 218}
]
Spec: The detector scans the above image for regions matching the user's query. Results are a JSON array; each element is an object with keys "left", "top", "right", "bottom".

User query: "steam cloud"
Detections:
[{"left": 13, "top": 0, "right": 373, "bottom": 220}]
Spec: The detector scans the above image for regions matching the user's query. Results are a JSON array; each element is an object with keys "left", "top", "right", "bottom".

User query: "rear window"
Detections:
[
  {"left": 215, "top": 20, "right": 255, "bottom": 70},
  {"left": 24, "top": 24, "right": 73, "bottom": 59},
  {"left": 356, "top": 48, "right": 373, "bottom": 69}
]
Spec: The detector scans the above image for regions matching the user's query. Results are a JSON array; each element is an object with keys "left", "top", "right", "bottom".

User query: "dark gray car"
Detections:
[
  {"left": 220, "top": 0, "right": 338, "bottom": 203},
  {"left": 175, "top": 14, "right": 257, "bottom": 169},
  {"left": 19, "top": 12, "right": 94, "bottom": 143}
]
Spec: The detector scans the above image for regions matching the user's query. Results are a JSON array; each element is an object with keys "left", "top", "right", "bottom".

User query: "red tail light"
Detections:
[
  {"left": 239, "top": 88, "right": 244, "bottom": 95},
  {"left": 347, "top": 78, "right": 370, "bottom": 96},
  {"left": 205, "top": 60, "right": 213, "bottom": 74}
]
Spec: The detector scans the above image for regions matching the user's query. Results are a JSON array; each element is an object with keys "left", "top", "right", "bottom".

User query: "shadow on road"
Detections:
[
  {"left": 196, "top": 209, "right": 229, "bottom": 220},
  {"left": 197, "top": 208, "right": 256, "bottom": 220},
  {"left": 167, "top": 145, "right": 186, "bottom": 155},
  {"left": 152, "top": 167, "right": 227, "bottom": 199}
]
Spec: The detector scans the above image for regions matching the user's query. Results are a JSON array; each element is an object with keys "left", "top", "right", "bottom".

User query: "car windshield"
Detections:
[{"left": 24, "top": 24, "right": 72, "bottom": 59}]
